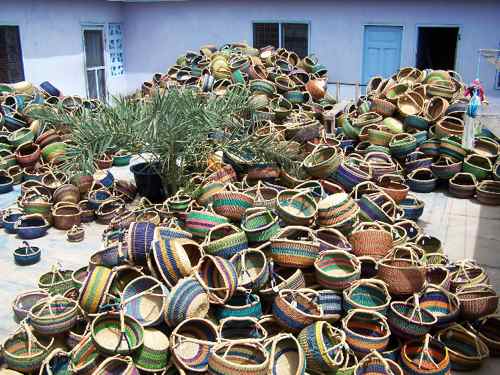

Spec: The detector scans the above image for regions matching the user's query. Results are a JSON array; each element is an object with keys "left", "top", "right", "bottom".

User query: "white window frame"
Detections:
[
  {"left": 252, "top": 21, "right": 311, "bottom": 55},
  {"left": 82, "top": 24, "right": 107, "bottom": 101}
]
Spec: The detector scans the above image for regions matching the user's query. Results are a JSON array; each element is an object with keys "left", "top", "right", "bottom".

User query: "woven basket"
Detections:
[
  {"left": 230, "top": 248, "right": 269, "bottom": 291},
  {"left": 276, "top": 190, "right": 318, "bottom": 226},
  {"left": 109, "top": 265, "right": 144, "bottom": 297},
  {"left": 245, "top": 182, "right": 278, "bottom": 209},
  {"left": 354, "top": 349, "right": 403, "bottom": 375},
  {"left": 357, "top": 192, "right": 398, "bottom": 224},
  {"left": 203, "top": 223, "right": 248, "bottom": 259},
  {"left": 154, "top": 224, "right": 192, "bottom": 241},
  {"left": 78, "top": 265, "right": 114, "bottom": 315},
  {"left": 430, "top": 156, "right": 462, "bottom": 180},
  {"left": 335, "top": 159, "right": 373, "bottom": 191},
  {"left": 93, "top": 355, "right": 139, "bottom": 374},
  {"left": 171, "top": 317, "right": 218, "bottom": 373},
  {"left": 439, "top": 136, "right": 467, "bottom": 161},
  {"left": 212, "top": 184, "right": 255, "bottom": 221},
  {"left": 28, "top": 295, "right": 78, "bottom": 335},
  {"left": 315, "top": 250, "right": 361, "bottom": 290},
  {"left": 122, "top": 276, "right": 169, "bottom": 327},
  {"left": 66, "top": 317, "right": 89, "bottom": 350},
  {"left": 463, "top": 154, "right": 493, "bottom": 181},
  {"left": 259, "top": 266, "right": 306, "bottom": 302},
  {"left": 408, "top": 168, "right": 437, "bottom": 193},
  {"left": 418, "top": 285, "right": 459, "bottom": 328},
  {"left": 400, "top": 194, "right": 425, "bottom": 221},
  {"left": 69, "top": 333, "right": 99, "bottom": 374},
  {"left": 349, "top": 222, "right": 393, "bottom": 259},
  {"left": 449, "top": 172, "right": 477, "bottom": 198},
  {"left": 342, "top": 308, "right": 390, "bottom": 357},
  {"left": 12, "top": 289, "right": 48, "bottom": 322},
  {"left": 297, "top": 321, "right": 345, "bottom": 373},
  {"left": 266, "top": 333, "right": 306, "bottom": 375},
  {"left": 272, "top": 289, "right": 323, "bottom": 333},
  {"left": 456, "top": 284, "right": 499, "bottom": 321},
  {"left": 270, "top": 226, "right": 320, "bottom": 268},
  {"left": 132, "top": 327, "right": 170, "bottom": 373},
  {"left": 195, "top": 255, "right": 238, "bottom": 304},
  {"left": 2, "top": 323, "right": 54, "bottom": 373},
  {"left": 208, "top": 341, "right": 269, "bottom": 375},
  {"left": 370, "top": 97, "right": 396, "bottom": 117},
  {"left": 218, "top": 316, "right": 267, "bottom": 342},
  {"left": 185, "top": 209, "right": 229, "bottom": 240},
  {"left": 195, "top": 181, "right": 225, "bottom": 206},
  {"left": 473, "top": 314, "right": 500, "bottom": 357},
  {"left": 163, "top": 277, "right": 209, "bottom": 327},
  {"left": 450, "top": 261, "right": 489, "bottom": 291},
  {"left": 477, "top": 180, "right": 500, "bottom": 205},
  {"left": 241, "top": 209, "right": 280, "bottom": 244},
  {"left": 303, "top": 145, "right": 343, "bottom": 178},
  {"left": 315, "top": 227, "right": 352, "bottom": 252},
  {"left": 437, "top": 324, "right": 489, "bottom": 371},
  {"left": 317, "top": 192, "right": 359, "bottom": 227},
  {"left": 39, "top": 348, "right": 71, "bottom": 375},
  {"left": 91, "top": 311, "right": 144, "bottom": 355},
  {"left": 214, "top": 292, "right": 262, "bottom": 321},
  {"left": 126, "top": 222, "right": 156, "bottom": 266},
  {"left": 435, "top": 116, "right": 465, "bottom": 138},
  {"left": 377, "top": 248, "right": 426, "bottom": 295},
  {"left": 52, "top": 201, "right": 81, "bottom": 230},
  {"left": 388, "top": 296, "right": 437, "bottom": 340},
  {"left": 425, "top": 96, "right": 449, "bottom": 122},
  {"left": 378, "top": 175, "right": 409, "bottom": 204},
  {"left": 343, "top": 279, "right": 391, "bottom": 315},
  {"left": 400, "top": 334, "right": 451, "bottom": 375},
  {"left": 38, "top": 266, "right": 74, "bottom": 295},
  {"left": 389, "top": 133, "right": 417, "bottom": 158}
]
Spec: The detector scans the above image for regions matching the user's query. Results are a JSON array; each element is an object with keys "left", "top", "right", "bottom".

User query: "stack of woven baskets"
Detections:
[{"left": 2, "top": 43, "right": 500, "bottom": 374}]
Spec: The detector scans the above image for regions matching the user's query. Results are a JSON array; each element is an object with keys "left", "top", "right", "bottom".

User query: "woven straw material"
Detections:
[
  {"left": 431, "top": 157, "right": 463, "bottom": 180},
  {"left": 303, "top": 146, "right": 343, "bottom": 178},
  {"left": 126, "top": 222, "right": 156, "bottom": 266},
  {"left": 463, "top": 154, "right": 493, "bottom": 181},
  {"left": 477, "top": 180, "right": 500, "bottom": 205},
  {"left": 474, "top": 315, "right": 500, "bottom": 357},
  {"left": 343, "top": 279, "right": 391, "bottom": 315},
  {"left": 342, "top": 309, "right": 390, "bottom": 357},
  {"left": 28, "top": 295, "right": 78, "bottom": 335},
  {"left": 133, "top": 328, "right": 170, "bottom": 372},
  {"left": 349, "top": 223, "right": 393, "bottom": 259},
  {"left": 266, "top": 333, "right": 306, "bottom": 375},
  {"left": 439, "top": 137, "right": 467, "bottom": 161},
  {"left": 259, "top": 268, "right": 306, "bottom": 302},
  {"left": 297, "top": 321, "right": 346, "bottom": 373},
  {"left": 230, "top": 248, "right": 269, "bottom": 291},
  {"left": 39, "top": 348, "right": 71, "bottom": 375},
  {"left": 164, "top": 277, "right": 209, "bottom": 327},
  {"left": 91, "top": 312, "right": 144, "bottom": 355},
  {"left": 151, "top": 238, "right": 202, "bottom": 288},
  {"left": 196, "top": 255, "right": 238, "bottom": 304},
  {"left": 66, "top": 318, "right": 89, "bottom": 350},
  {"left": 122, "top": 276, "right": 169, "bottom": 327},
  {"left": 449, "top": 172, "right": 477, "bottom": 198},
  {"left": 213, "top": 293, "right": 262, "bottom": 321},
  {"left": 276, "top": 190, "right": 318, "bottom": 226},
  {"left": 93, "top": 356, "right": 139, "bottom": 375},
  {"left": 196, "top": 181, "right": 225, "bottom": 206},
  {"left": 12, "top": 289, "right": 48, "bottom": 322},
  {"left": 401, "top": 335, "right": 451, "bottom": 375},
  {"left": 437, "top": 324, "right": 489, "bottom": 371},
  {"left": 206, "top": 164, "right": 238, "bottom": 185},
  {"left": 218, "top": 316, "right": 267, "bottom": 342},
  {"left": 78, "top": 265, "right": 114, "bottom": 315},
  {"left": 418, "top": 286, "right": 459, "bottom": 328},
  {"left": 171, "top": 318, "right": 218, "bottom": 373},
  {"left": 241, "top": 209, "right": 280, "bottom": 243},
  {"left": 185, "top": 209, "right": 229, "bottom": 240},
  {"left": 154, "top": 225, "right": 192, "bottom": 241},
  {"left": 212, "top": 189, "right": 255, "bottom": 221},
  {"left": 314, "top": 250, "right": 360, "bottom": 291},
  {"left": 208, "top": 342, "right": 270, "bottom": 375},
  {"left": 354, "top": 350, "right": 403, "bottom": 375},
  {"left": 456, "top": 285, "right": 499, "bottom": 321},
  {"left": 314, "top": 290, "right": 343, "bottom": 322},
  {"left": 317, "top": 193, "right": 359, "bottom": 227},
  {"left": 272, "top": 289, "right": 322, "bottom": 333},
  {"left": 38, "top": 269, "right": 74, "bottom": 295},
  {"left": 203, "top": 223, "right": 248, "bottom": 259},
  {"left": 370, "top": 97, "right": 397, "bottom": 117},
  {"left": 270, "top": 226, "right": 320, "bottom": 268},
  {"left": 69, "top": 334, "right": 100, "bottom": 374},
  {"left": 377, "top": 256, "right": 426, "bottom": 296},
  {"left": 400, "top": 195, "right": 425, "bottom": 221},
  {"left": 387, "top": 301, "right": 437, "bottom": 340}
]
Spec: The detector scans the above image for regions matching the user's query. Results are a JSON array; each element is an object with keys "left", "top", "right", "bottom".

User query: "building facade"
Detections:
[{"left": 2, "top": 0, "right": 499, "bottom": 99}]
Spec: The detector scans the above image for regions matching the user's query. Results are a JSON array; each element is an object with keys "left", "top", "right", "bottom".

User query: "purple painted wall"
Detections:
[{"left": 123, "top": 0, "right": 500, "bottom": 98}]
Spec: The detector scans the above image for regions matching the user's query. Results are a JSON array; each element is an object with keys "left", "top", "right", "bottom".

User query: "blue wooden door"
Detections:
[{"left": 362, "top": 26, "right": 403, "bottom": 83}]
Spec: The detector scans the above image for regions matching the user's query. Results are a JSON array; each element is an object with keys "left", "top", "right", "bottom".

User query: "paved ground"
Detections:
[{"left": 0, "top": 159, "right": 499, "bottom": 372}]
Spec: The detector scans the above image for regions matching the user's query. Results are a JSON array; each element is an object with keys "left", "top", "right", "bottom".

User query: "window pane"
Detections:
[
  {"left": 97, "top": 69, "right": 106, "bottom": 101},
  {"left": 0, "top": 26, "right": 25, "bottom": 83},
  {"left": 253, "top": 23, "right": 279, "bottom": 50},
  {"left": 282, "top": 23, "right": 308, "bottom": 57},
  {"left": 87, "top": 70, "right": 97, "bottom": 99},
  {"left": 84, "top": 30, "right": 104, "bottom": 68}
]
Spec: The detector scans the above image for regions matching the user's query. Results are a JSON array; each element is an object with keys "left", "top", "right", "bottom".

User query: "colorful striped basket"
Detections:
[
  {"left": 163, "top": 277, "right": 210, "bottom": 327},
  {"left": 342, "top": 309, "right": 390, "bottom": 357},
  {"left": 389, "top": 133, "right": 417, "bottom": 158},
  {"left": 213, "top": 292, "right": 263, "bottom": 321},
  {"left": 270, "top": 226, "right": 320, "bottom": 268},
  {"left": 241, "top": 209, "right": 280, "bottom": 244},
  {"left": 39, "top": 348, "right": 71, "bottom": 375},
  {"left": 463, "top": 154, "right": 493, "bottom": 181},
  {"left": 314, "top": 250, "right": 361, "bottom": 291},
  {"left": 208, "top": 341, "right": 269, "bottom": 375},
  {"left": 93, "top": 355, "right": 139, "bottom": 375},
  {"left": 132, "top": 327, "right": 170, "bottom": 373},
  {"left": 272, "top": 288, "right": 323, "bottom": 333},
  {"left": 28, "top": 295, "right": 79, "bottom": 335},
  {"left": 303, "top": 145, "right": 343, "bottom": 178},
  {"left": 78, "top": 265, "right": 114, "bottom": 315},
  {"left": 449, "top": 261, "right": 489, "bottom": 292},
  {"left": 335, "top": 159, "right": 373, "bottom": 192},
  {"left": 154, "top": 224, "right": 192, "bottom": 241},
  {"left": 334, "top": 344, "right": 358, "bottom": 375},
  {"left": 185, "top": 209, "right": 229, "bottom": 240},
  {"left": 38, "top": 266, "right": 74, "bottom": 296},
  {"left": 230, "top": 248, "right": 269, "bottom": 292},
  {"left": 122, "top": 276, "right": 169, "bottom": 327},
  {"left": 408, "top": 168, "right": 437, "bottom": 193},
  {"left": 343, "top": 279, "right": 391, "bottom": 315},
  {"left": 2, "top": 323, "right": 54, "bottom": 373},
  {"left": 315, "top": 227, "right": 352, "bottom": 252},
  {"left": 218, "top": 316, "right": 268, "bottom": 342},
  {"left": 276, "top": 189, "right": 318, "bottom": 226},
  {"left": 195, "top": 181, "right": 225, "bottom": 206},
  {"left": 400, "top": 334, "right": 451, "bottom": 375},
  {"left": 109, "top": 265, "right": 144, "bottom": 297},
  {"left": 431, "top": 156, "right": 463, "bottom": 180},
  {"left": 69, "top": 333, "right": 100, "bottom": 374},
  {"left": 151, "top": 238, "right": 203, "bottom": 288},
  {"left": 171, "top": 317, "right": 218, "bottom": 373},
  {"left": 418, "top": 285, "right": 460, "bottom": 328},
  {"left": 449, "top": 172, "right": 477, "bottom": 198},
  {"left": 354, "top": 350, "right": 403, "bottom": 375},
  {"left": 212, "top": 184, "right": 255, "bottom": 221},
  {"left": 298, "top": 321, "right": 346, "bottom": 373},
  {"left": 405, "top": 151, "right": 433, "bottom": 173},
  {"left": 245, "top": 182, "right": 278, "bottom": 209},
  {"left": 259, "top": 266, "right": 306, "bottom": 302},
  {"left": 456, "top": 284, "right": 499, "bottom": 321},
  {"left": 399, "top": 194, "right": 425, "bottom": 221},
  {"left": 439, "top": 136, "right": 467, "bottom": 161},
  {"left": 126, "top": 222, "right": 157, "bottom": 266},
  {"left": 349, "top": 222, "right": 393, "bottom": 260},
  {"left": 66, "top": 317, "right": 89, "bottom": 350},
  {"left": 91, "top": 311, "right": 144, "bottom": 355},
  {"left": 387, "top": 297, "right": 437, "bottom": 340},
  {"left": 195, "top": 255, "right": 238, "bottom": 304},
  {"left": 266, "top": 333, "right": 306, "bottom": 375},
  {"left": 12, "top": 289, "right": 48, "bottom": 322},
  {"left": 313, "top": 289, "right": 343, "bottom": 322},
  {"left": 436, "top": 324, "right": 489, "bottom": 371},
  {"left": 203, "top": 223, "right": 248, "bottom": 259},
  {"left": 317, "top": 192, "right": 359, "bottom": 227}
]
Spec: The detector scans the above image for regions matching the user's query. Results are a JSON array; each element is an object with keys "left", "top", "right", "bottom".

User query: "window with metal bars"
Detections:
[
  {"left": 253, "top": 22, "right": 309, "bottom": 57},
  {"left": 0, "top": 26, "right": 25, "bottom": 83}
]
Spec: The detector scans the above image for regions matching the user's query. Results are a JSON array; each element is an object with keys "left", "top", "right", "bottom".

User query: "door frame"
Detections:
[
  {"left": 361, "top": 23, "right": 404, "bottom": 84},
  {"left": 81, "top": 23, "right": 108, "bottom": 101},
  {"left": 415, "top": 24, "right": 462, "bottom": 74}
]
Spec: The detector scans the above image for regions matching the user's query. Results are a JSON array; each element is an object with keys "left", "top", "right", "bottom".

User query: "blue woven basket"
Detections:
[
  {"left": 388, "top": 299, "right": 437, "bottom": 341},
  {"left": 408, "top": 168, "right": 437, "bottom": 193},
  {"left": 213, "top": 292, "right": 262, "bottom": 321},
  {"left": 164, "top": 277, "right": 209, "bottom": 327},
  {"left": 126, "top": 221, "right": 156, "bottom": 266},
  {"left": 14, "top": 241, "right": 41, "bottom": 265},
  {"left": 400, "top": 194, "right": 425, "bottom": 221}
]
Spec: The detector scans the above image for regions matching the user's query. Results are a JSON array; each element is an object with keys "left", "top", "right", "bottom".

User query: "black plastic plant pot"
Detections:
[{"left": 130, "top": 162, "right": 167, "bottom": 203}]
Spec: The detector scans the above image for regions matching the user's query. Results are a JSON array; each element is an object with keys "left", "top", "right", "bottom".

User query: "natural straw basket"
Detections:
[
  {"left": 276, "top": 189, "right": 318, "bottom": 226},
  {"left": 230, "top": 248, "right": 269, "bottom": 291},
  {"left": 400, "top": 334, "right": 451, "bottom": 375},
  {"left": 214, "top": 292, "right": 263, "bottom": 321},
  {"left": 212, "top": 183, "right": 255, "bottom": 221},
  {"left": 317, "top": 192, "right": 359, "bottom": 227},
  {"left": 473, "top": 314, "right": 500, "bottom": 357},
  {"left": 272, "top": 288, "right": 323, "bottom": 333},
  {"left": 349, "top": 222, "right": 393, "bottom": 259},
  {"left": 298, "top": 321, "right": 346, "bottom": 373},
  {"left": 266, "top": 333, "right": 306, "bottom": 375},
  {"left": 12, "top": 289, "right": 48, "bottom": 322},
  {"left": 343, "top": 279, "right": 391, "bottom": 315},
  {"left": 342, "top": 308, "right": 390, "bottom": 357},
  {"left": 208, "top": 341, "right": 270, "bottom": 375},
  {"left": 92, "top": 355, "right": 139, "bottom": 374},
  {"left": 38, "top": 265, "right": 74, "bottom": 295},
  {"left": 259, "top": 266, "right": 306, "bottom": 302},
  {"left": 164, "top": 277, "right": 210, "bottom": 327},
  {"left": 314, "top": 250, "right": 361, "bottom": 291},
  {"left": 456, "top": 284, "right": 499, "bottom": 321}
]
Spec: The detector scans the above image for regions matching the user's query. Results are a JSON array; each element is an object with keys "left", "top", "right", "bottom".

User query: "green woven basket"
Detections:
[
  {"left": 203, "top": 222, "right": 248, "bottom": 259},
  {"left": 241, "top": 209, "right": 280, "bottom": 243},
  {"left": 133, "top": 327, "right": 171, "bottom": 372},
  {"left": 37, "top": 266, "right": 74, "bottom": 295}
]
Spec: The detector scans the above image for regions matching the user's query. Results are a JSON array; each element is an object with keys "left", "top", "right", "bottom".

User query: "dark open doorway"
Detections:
[{"left": 417, "top": 27, "right": 459, "bottom": 70}]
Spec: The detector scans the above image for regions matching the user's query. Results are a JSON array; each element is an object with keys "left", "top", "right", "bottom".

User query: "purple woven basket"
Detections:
[{"left": 126, "top": 222, "right": 156, "bottom": 266}]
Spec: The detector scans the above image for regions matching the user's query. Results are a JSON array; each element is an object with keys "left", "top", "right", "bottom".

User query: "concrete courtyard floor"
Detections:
[{"left": 0, "top": 161, "right": 499, "bottom": 373}]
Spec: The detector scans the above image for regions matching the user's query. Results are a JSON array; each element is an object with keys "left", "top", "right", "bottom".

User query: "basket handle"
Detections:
[
  {"left": 203, "top": 222, "right": 240, "bottom": 245},
  {"left": 416, "top": 334, "right": 440, "bottom": 369},
  {"left": 219, "top": 316, "right": 268, "bottom": 343},
  {"left": 358, "top": 350, "right": 395, "bottom": 375},
  {"left": 343, "top": 308, "right": 388, "bottom": 324},
  {"left": 346, "top": 279, "right": 389, "bottom": 299}
]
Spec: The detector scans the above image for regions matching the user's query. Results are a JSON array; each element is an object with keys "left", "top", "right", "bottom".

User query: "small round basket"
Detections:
[
  {"left": 132, "top": 327, "right": 170, "bottom": 373},
  {"left": 418, "top": 285, "right": 459, "bottom": 328},
  {"left": 69, "top": 333, "right": 100, "bottom": 374},
  {"left": 354, "top": 350, "right": 403, "bottom": 375},
  {"left": 272, "top": 288, "right": 323, "bottom": 333},
  {"left": 208, "top": 341, "right": 269, "bottom": 375},
  {"left": 202, "top": 223, "right": 248, "bottom": 259},
  {"left": 343, "top": 279, "right": 391, "bottom": 315},
  {"left": 456, "top": 284, "right": 499, "bottom": 321},
  {"left": 78, "top": 265, "right": 114, "bottom": 315},
  {"left": 266, "top": 333, "right": 306, "bottom": 375},
  {"left": 38, "top": 266, "right": 74, "bottom": 295},
  {"left": 212, "top": 184, "right": 255, "bottom": 221},
  {"left": 401, "top": 334, "right": 451, "bottom": 375},
  {"left": 241, "top": 209, "right": 280, "bottom": 244},
  {"left": 28, "top": 295, "right": 79, "bottom": 335},
  {"left": 314, "top": 250, "right": 361, "bottom": 291},
  {"left": 349, "top": 222, "right": 393, "bottom": 260},
  {"left": 270, "top": 226, "right": 320, "bottom": 268},
  {"left": 13, "top": 241, "right": 41, "bottom": 266},
  {"left": 276, "top": 189, "right": 318, "bottom": 226},
  {"left": 93, "top": 355, "right": 138, "bottom": 374},
  {"left": 387, "top": 296, "right": 437, "bottom": 340},
  {"left": 230, "top": 248, "right": 269, "bottom": 292},
  {"left": 195, "top": 255, "right": 238, "bottom": 304},
  {"left": 12, "top": 289, "right": 49, "bottom": 322}
]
